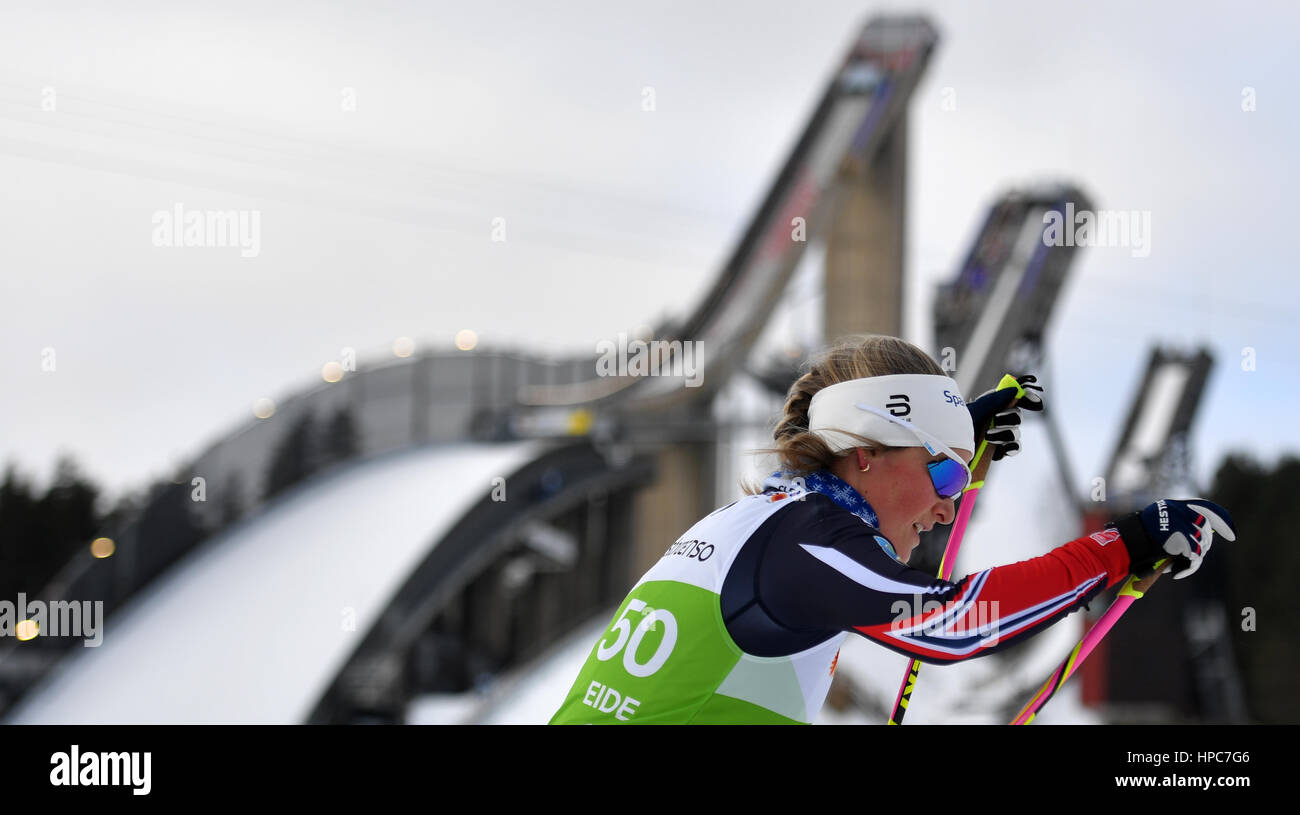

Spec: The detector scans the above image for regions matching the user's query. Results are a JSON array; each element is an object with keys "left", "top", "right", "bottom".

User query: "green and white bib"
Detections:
[{"left": 550, "top": 478, "right": 846, "bottom": 724}]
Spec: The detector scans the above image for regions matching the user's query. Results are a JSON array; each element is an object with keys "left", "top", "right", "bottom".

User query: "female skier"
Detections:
[{"left": 550, "top": 334, "right": 1235, "bottom": 724}]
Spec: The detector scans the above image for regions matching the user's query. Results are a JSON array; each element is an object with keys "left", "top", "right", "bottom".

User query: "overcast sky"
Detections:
[{"left": 2, "top": 0, "right": 1298, "bottom": 509}]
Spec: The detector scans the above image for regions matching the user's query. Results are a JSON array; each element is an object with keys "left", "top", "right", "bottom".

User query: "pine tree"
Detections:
[
  {"left": 220, "top": 473, "right": 246, "bottom": 527},
  {"left": 319, "top": 408, "right": 360, "bottom": 468},
  {"left": 0, "top": 463, "right": 38, "bottom": 600},
  {"left": 134, "top": 478, "right": 206, "bottom": 587},
  {"left": 263, "top": 412, "right": 319, "bottom": 501}
]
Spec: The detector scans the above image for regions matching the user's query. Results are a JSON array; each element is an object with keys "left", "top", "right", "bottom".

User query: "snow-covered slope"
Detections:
[{"left": 7, "top": 442, "right": 539, "bottom": 724}]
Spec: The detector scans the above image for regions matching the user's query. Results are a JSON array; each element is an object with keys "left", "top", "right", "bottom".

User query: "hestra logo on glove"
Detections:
[{"left": 1130, "top": 497, "right": 1236, "bottom": 581}]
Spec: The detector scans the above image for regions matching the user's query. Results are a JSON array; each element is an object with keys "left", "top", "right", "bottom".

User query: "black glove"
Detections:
[
  {"left": 966, "top": 374, "right": 1044, "bottom": 461},
  {"left": 1109, "top": 498, "right": 1236, "bottom": 579}
]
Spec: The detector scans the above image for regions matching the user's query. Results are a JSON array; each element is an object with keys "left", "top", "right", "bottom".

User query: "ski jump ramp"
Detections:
[{"left": 7, "top": 443, "right": 538, "bottom": 724}]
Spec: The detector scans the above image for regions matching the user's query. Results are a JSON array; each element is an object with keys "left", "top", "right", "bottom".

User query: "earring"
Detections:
[{"left": 859, "top": 463, "right": 870, "bottom": 473}]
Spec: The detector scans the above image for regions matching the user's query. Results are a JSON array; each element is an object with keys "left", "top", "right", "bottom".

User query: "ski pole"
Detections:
[
  {"left": 1009, "top": 558, "right": 1168, "bottom": 725},
  {"left": 887, "top": 373, "right": 1026, "bottom": 725}
]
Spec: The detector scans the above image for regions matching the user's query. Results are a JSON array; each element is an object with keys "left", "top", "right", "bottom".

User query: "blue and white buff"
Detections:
[{"left": 762, "top": 470, "right": 901, "bottom": 561}]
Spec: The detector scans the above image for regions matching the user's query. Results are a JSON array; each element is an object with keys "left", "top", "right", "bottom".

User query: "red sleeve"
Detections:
[{"left": 850, "top": 527, "right": 1133, "bottom": 663}]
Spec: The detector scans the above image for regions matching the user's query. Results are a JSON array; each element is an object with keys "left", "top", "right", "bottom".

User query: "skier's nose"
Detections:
[{"left": 933, "top": 497, "right": 956, "bottom": 526}]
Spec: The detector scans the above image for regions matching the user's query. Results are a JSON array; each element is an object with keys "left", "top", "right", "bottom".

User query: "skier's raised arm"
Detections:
[{"left": 737, "top": 489, "right": 1232, "bottom": 663}]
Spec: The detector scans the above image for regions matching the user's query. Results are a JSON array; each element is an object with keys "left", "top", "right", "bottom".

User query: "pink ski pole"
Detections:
[
  {"left": 1009, "top": 560, "right": 1167, "bottom": 725},
  {"left": 887, "top": 373, "right": 1025, "bottom": 725}
]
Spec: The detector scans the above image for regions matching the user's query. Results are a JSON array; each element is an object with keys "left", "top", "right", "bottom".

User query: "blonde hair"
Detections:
[{"left": 748, "top": 334, "right": 944, "bottom": 488}]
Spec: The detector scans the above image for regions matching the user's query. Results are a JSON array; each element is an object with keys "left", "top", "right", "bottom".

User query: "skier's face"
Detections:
[{"left": 836, "top": 446, "right": 972, "bottom": 563}]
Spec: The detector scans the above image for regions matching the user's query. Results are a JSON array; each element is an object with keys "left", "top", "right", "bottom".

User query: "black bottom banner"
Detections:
[{"left": 0, "top": 724, "right": 1279, "bottom": 804}]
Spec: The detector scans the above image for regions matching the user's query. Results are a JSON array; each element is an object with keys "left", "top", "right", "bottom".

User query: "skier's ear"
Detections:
[{"left": 855, "top": 448, "right": 871, "bottom": 471}]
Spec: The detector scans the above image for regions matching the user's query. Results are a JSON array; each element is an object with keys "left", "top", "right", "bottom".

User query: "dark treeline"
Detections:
[
  {"left": 0, "top": 408, "right": 360, "bottom": 599},
  {"left": 1209, "top": 453, "right": 1299, "bottom": 724},
  {"left": 0, "top": 457, "right": 99, "bottom": 602}
]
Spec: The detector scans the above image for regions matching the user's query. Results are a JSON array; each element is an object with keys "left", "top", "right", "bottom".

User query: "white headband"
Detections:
[{"left": 807, "top": 374, "right": 974, "bottom": 456}]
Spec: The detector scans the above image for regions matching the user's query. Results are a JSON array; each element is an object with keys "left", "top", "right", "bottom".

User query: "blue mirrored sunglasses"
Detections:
[
  {"left": 925, "top": 456, "right": 970, "bottom": 501},
  {"left": 854, "top": 404, "right": 972, "bottom": 500}
]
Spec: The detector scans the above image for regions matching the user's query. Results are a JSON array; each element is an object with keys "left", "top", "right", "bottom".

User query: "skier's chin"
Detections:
[{"left": 891, "top": 528, "right": 917, "bottom": 563}]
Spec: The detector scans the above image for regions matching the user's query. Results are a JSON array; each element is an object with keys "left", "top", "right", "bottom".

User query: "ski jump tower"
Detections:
[{"left": 514, "top": 17, "right": 941, "bottom": 577}]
